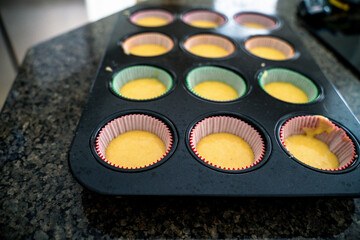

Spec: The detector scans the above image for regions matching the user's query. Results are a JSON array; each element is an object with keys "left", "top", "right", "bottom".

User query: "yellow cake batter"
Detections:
[
  {"left": 196, "top": 133, "right": 254, "bottom": 169},
  {"left": 284, "top": 117, "right": 339, "bottom": 169},
  {"left": 128, "top": 44, "right": 168, "bottom": 56},
  {"left": 120, "top": 78, "right": 167, "bottom": 100},
  {"left": 189, "top": 44, "right": 229, "bottom": 58},
  {"left": 105, "top": 130, "right": 166, "bottom": 168},
  {"left": 249, "top": 46, "right": 287, "bottom": 60},
  {"left": 189, "top": 20, "right": 218, "bottom": 28},
  {"left": 135, "top": 17, "right": 169, "bottom": 27},
  {"left": 264, "top": 82, "right": 308, "bottom": 103},
  {"left": 242, "top": 22, "right": 266, "bottom": 29},
  {"left": 192, "top": 81, "right": 238, "bottom": 101}
]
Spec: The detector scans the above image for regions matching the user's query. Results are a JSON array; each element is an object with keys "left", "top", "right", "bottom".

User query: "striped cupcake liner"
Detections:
[
  {"left": 182, "top": 9, "right": 226, "bottom": 28},
  {"left": 95, "top": 114, "right": 173, "bottom": 170},
  {"left": 130, "top": 9, "right": 174, "bottom": 27},
  {"left": 280, "top": 115, "right": 357, "bottom": 171},
  {"left": 122, "top": 32, "right": 174, "bottom": 56},
  {"left": 183, "top": 34, "right": 235, "bottom": 58},
  {"left": 234, "top": 12, "right": 278, "bottom": 30},
  {"left": 244, "top": 36, "right": 295, "bottom": 60},
  {"left": 189, "top": 115, "right": 266, "bottom": 171}
]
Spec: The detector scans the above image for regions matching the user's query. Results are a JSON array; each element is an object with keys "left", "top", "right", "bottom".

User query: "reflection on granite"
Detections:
[{"left": 1, "top": 0, "right": 360, "bottom": 239}]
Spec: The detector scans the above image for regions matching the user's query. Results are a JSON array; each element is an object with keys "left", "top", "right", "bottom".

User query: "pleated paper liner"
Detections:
[
  {"left": 111, "top": 65, "right": 173, "bottom": 101},
  {"left": 244, "top": 36, "right": 295, "bottom": 61},
  {"left": 279, "top": 115, "right": 357, "bottom": 172},
  {"left": 186, "top": 66, "right": 247, "bottom": 102},
  {"left": 258, "top": 68, "right": 319, "bottom": 104},
  {"left": 122, "top": 32, "right": 174, "bottom": 57},
  {"left": 183, "top": 34, "right": 235, "bottom": 58},
  {"left": 95, "top": 114, "right": 173, "bottom": 170},
  {"left": 130, "top": 9, "right": 174, "bottom": 27},
  {"left": 182, "top": 9, "right": 226, "bottom": 29},
  {"left": 189, "top": 115, "right": 266, "bottom": 171},
  {"left": 234, "top": 12, "right": 278, "bottom": 30}
]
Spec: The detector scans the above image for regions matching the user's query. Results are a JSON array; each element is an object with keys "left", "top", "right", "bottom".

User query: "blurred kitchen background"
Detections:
[{"left": 0, "top": 0, "right": 139, "bottom": 110}]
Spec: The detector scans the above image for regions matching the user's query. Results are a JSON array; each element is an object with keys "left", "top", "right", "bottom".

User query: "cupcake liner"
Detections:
[
  {"left": 122, "top": 32, "right": 174, "bottom": 56},
  {"left": 130, "top": 9, "right": 174, "bottom": 27},
  {"left": 189, "top": 116, "right": 266, "bottom": 170},
  {"left": 186, "top": 66, "right": 247, "bottom": 102},
  {"left": 95, "top": 114, "right": 173, "bottom": 169},
  {"left": 182, "top": 10, "right": 226, "bottom": 28},
  {"left": 111, "top": 65, "right": 173, "bottom": 100},
  {"left": 183, "top": 34, "right": 235, "bottom": 58},
  {"left": 244, "top": 36, "right": 295, "bottom": 60},
  {"left": 280, "top": 115, "right": 356, "bottom": 171},
  {"left": 234, "top": 12, "right": 277, "bottom": 29},
  {"left": 259, "top": 68, "right": 319, "bottom": 103}
]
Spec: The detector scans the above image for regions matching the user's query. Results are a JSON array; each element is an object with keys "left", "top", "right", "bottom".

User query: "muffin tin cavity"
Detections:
[
  {"left": 122, "top": 32, "right": 174, "bottom": 57},
  {"left": 94, "top": 113, "right": 176, "bottom": 171},
  {"left": 130, "top": 9, "right": 174, "bottom": 27},
  {"left": 258, "top": 68, "right": 319, "bottom": 104},
  {"left": 244, "top": 36, "right": 295, "bottom": 60},
  {"left": 111, "top": 65, "right": 173, "bottom": 101},
  {"left": 188, "top": 115, "right": 267, "bottom": 172},
  {"left": 234, "top": 12, "right": 278, "bottom": 30},
  {"left": 279, "top": 115, "right": 357, "bottom": 173},
  {"left": 186, "top": 66, "right": 246, "bottom": 102},
  {"left": 182, "top": 9, "right": 226, "bottom": 29},
  {"left": 183, "top": 33, "right": 235, "bottom": 58}
]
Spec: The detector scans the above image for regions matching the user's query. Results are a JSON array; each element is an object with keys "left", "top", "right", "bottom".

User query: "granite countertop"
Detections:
[{"left": 1, "top": 0, "right": 360, "bottom": 239}]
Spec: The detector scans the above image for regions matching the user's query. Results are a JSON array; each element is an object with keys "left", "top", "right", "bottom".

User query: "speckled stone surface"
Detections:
[{"left": 1, "top": 0, "right": 360, "bottom": 239}]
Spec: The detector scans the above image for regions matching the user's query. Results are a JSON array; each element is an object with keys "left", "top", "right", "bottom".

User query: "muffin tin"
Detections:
[{"left": 69, "top": 3, "right": 360, "bottom": 196}]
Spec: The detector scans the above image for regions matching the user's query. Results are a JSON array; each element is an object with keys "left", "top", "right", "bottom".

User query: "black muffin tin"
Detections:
[{"left": 69, "top": 3, "right": 360, "bottom": 196}]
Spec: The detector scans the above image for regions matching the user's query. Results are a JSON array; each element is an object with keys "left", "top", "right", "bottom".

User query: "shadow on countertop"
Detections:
[{"left": 82, "top": 189, "right": 355, "bottom": 239}]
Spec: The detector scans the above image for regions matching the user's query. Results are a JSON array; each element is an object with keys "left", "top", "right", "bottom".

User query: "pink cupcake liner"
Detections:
[
  {"left": 183, "top": 34, "right": 235, "bottom": 55},
  {"left": 189, "top": 116, "right": 266, "bottom": 170},
  {"left": 122, "top": 32, "right": 174, "bottom": 55},
  {"left": 182, "top": 10, "right": 226, "bottom": 28},
  {"left": 244, "top": 36, "right": 295, "bottom": 59},
  {"left": 130, "top": 9, "right": 174, "bottom": 26},
  {"left": 280, "top": 115, "right": 356, "bottom": 171},
  {"left": 234, "top": 13, "right": 277, "bottom": 29},
  {"left": 95, "top": 114, "right": 173, "bottom": 169}
]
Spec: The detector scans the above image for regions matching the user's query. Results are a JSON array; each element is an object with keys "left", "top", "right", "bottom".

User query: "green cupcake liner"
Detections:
[
  {"left": 186, "top": 66, "right": 247, "bottom": 101},
  {"left": 111, "top": 65, "right": 173, "bottom": 100},
  {"left": 259, "top": 68, "right": 319, "bottom": 103}
]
